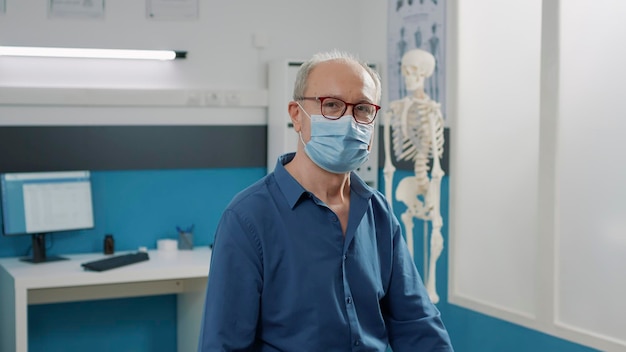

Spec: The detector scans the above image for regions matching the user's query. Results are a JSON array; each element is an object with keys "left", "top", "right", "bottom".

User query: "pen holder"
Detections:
[{"left": 178, "top": 232, "right": 194, "bottom": 250}]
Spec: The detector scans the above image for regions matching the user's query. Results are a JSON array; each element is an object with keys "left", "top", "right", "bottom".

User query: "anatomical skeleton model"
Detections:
[{"left": 383, "top": 49, "right": 445, "bottom": 304}]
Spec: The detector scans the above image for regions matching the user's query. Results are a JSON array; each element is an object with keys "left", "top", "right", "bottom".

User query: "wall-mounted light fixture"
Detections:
[{"left": 0, "top": 46, "right": 187, "bottom": 60}]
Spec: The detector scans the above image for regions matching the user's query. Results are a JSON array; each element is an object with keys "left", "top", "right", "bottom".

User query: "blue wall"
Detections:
[
  {"left": 0, "top": 167, "right": 600, "bottom": 351},
  {"left": 0, "top": 168, "right": 266, "bottom": 352}
]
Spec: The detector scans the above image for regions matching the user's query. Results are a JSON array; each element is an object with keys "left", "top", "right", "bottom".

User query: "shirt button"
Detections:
[
  {"left": 343, "top": 254, "right": 347, "bottom": 261},
  {"left": 354, "top": 340, "right": 360, "bottom": 346},
  {"left": 346, "top": 296, "right": 352, "bottom": 304}
]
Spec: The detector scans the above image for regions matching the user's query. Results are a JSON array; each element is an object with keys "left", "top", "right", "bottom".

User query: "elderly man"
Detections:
[{"left": 198, "top": 50, "right": 454, "bottom": 352}]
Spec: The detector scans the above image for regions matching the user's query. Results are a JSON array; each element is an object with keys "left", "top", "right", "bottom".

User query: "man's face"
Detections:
[{"left": 292, "top": 60, "right": 378, "bottom": 144}]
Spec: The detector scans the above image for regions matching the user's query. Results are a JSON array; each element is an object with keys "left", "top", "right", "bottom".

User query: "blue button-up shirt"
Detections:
[{"left": 198, "top": 153, "right": 453, "bottom": 351}]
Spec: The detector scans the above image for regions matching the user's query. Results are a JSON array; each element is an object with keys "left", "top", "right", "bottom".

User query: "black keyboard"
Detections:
[{"left": 81, "top": 252, "right": 150, "bottom": 272}]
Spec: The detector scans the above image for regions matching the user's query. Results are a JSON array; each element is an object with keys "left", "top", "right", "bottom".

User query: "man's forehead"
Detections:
[
  {"left": 310, "top": 61, "right": 370, "bottom": 83},
  {"left": 312, "top": 59, "right": 356, "bottom": 74},
  {"left": 305, "top": 60, "right": 377, "bottom": 100}
]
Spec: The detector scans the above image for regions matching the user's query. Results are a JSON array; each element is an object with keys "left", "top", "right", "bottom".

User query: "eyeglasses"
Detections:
[{"left": 296, "top": 96, "right": 381, "bottom": 124}]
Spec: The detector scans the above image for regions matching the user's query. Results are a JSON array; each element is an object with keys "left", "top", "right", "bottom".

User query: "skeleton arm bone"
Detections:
[
  {"left": 425, "top": 172, "right": 443, "bottom": 303},
  {"left": 424, "top": 106, "right": 445, "bottom": 304},
  {"left": 425, "top": 220, "right": 443, "bottom": 304}
]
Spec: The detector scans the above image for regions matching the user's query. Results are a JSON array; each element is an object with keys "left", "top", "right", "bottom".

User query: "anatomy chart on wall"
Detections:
[{"left": 387, "top": 0, "right": 446, "bottom": 119}]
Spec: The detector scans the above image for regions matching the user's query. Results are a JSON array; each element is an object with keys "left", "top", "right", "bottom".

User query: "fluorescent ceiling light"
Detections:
[{"left": 0, "top": 46, "right": 186, "bottom": 60}]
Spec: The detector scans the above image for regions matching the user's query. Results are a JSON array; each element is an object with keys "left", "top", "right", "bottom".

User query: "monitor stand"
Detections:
[{"left": 21, "top": 233, "right": 68, "bottom": 263}]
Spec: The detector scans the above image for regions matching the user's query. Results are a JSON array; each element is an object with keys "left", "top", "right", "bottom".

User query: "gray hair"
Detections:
[{"left": 292, "top": 50, "right": 382, "bottom": 103}]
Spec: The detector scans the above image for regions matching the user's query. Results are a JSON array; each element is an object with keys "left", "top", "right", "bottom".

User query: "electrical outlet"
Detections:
[
  {"left": 204, "top": 92, "right": 222, "bottom": 106},
  {"left": 186, "top": 91, "right": 203, "bottom": 106},
  {"left": 224, "top": 92, "right": 240, "bottom": 106}
]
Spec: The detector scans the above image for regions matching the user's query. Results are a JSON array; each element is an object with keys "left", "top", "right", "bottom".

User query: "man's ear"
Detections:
[{"left": 288, "top": 101, "right": 302, "bottom": 132}]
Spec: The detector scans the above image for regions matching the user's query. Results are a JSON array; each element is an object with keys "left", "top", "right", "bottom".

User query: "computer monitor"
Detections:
[{"left": 0, "top": 170, "right": 94, "bottom": 263}]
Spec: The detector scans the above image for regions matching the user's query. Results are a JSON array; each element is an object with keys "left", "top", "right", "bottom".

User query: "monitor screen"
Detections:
[{"left": 1, "top": 171, "right": 94, "bottom": 263}]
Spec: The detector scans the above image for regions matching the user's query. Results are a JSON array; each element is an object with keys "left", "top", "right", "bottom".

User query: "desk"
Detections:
[{"left": 0, "top": 247, "right": 212, "bottom": 352}]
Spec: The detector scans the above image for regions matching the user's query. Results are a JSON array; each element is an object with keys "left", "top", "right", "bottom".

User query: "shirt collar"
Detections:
[
  {"left": 274, "top": 153, "right": 375, "bottom": 209},
  {"left": 349, "top": 171, "right": 375, "bottom": 200},
  {"left": 274, "top": 153, "right": 308, "bottom": 209}
]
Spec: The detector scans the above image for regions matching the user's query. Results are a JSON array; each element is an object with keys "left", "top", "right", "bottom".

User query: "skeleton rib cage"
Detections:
[{"left": 390, "top": 97, "right": 445, "bottom": 195}]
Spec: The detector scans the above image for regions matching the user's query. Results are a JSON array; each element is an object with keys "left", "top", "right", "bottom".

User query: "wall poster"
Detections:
[{"left": 387, "top": 0, "right": 446, "bottom": 118}]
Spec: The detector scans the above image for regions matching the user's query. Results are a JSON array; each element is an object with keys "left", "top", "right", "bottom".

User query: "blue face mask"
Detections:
[{"left": 298, "top": 105, "right": 373, "bottom": 174}]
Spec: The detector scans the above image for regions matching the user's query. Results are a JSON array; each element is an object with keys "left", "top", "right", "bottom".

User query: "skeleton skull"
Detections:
[{"left": 401, "top": 49, "right": 435, "bottom": 91}]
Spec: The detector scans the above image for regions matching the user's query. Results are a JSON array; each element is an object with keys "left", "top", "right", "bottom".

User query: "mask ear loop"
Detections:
[
  {"left": 296, "top": 102, "right": 311, "bottom": 147},
  {"left": 296, "top": 102, "right": 312, "bottom": 120},
  {"left": 298, "top": 131, "right": 306, "bottom": 148}
]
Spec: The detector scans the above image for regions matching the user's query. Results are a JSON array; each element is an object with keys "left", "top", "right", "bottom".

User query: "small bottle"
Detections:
[{"left": 104, "top": 234, "right": 115, "bottom": 255}]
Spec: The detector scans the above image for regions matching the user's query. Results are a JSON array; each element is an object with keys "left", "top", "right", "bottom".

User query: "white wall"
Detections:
[
  {"left": 449, "top": 1, "right": 626, "bottom": 351},
  {"left": 0, "top": 0, "right": 388, "bottom": 125},
  {"left": 450, "top": 0, "right": 542, "bottom": 319},
  {"left": 557, "top": 0, "right": 626, "bottom": 344}
]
